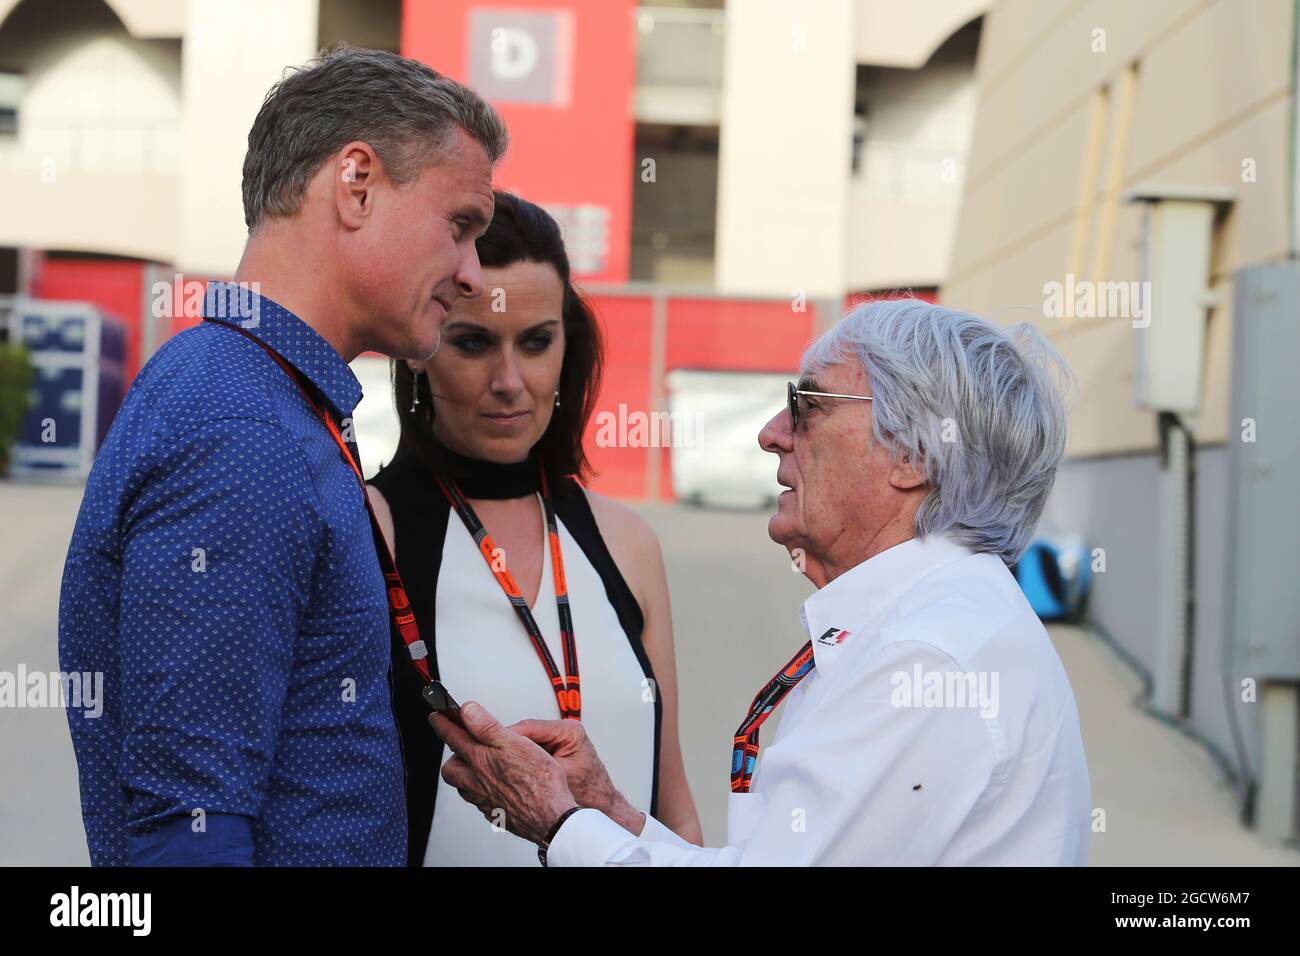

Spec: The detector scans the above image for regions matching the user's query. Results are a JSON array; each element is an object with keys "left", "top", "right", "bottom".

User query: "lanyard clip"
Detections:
[{"left": 422, "top": 680, "right": 464, "bottom": 728}]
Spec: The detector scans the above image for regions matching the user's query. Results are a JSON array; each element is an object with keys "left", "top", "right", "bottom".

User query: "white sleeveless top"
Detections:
[{"left": 424, "top": 494, "right": 658, "bottom": 866}]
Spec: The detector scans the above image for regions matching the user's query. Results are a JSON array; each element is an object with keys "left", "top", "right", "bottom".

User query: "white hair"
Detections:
[{"left": 802, "top": 298, "right": 1072, "bottom": 565}]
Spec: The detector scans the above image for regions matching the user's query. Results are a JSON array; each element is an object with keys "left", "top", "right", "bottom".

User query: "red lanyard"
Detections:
[
  {"left": 731, "top": 640, "right": 815, "bottom": 793},
  {"left": 210, "top": 321, "right": 433, "bottom": 688},
  {"left": 432, "top": 469, "right": 582, "bottom": 721}
]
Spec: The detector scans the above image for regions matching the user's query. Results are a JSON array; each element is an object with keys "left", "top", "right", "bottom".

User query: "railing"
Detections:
[
  {"left": 0, "top": 118, "right": 181, "bottom": 174},
  {"left": 852, "top": 140, "right": 968, "bottom": 202}
]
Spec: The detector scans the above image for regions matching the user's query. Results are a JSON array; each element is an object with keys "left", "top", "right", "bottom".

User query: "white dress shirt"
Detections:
[{"left": 548, "top": 533, "right": 1092, "bottom": 866}]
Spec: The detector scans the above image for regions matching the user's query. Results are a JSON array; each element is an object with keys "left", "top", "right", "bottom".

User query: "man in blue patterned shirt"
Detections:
[{"left": 58, "top": 46, "right": 507, "bottom": 866}]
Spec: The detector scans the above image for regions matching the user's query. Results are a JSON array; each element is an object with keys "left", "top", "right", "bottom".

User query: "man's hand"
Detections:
[
  {"left": 509, "top": 718, "right": 646, "bottom": 836},
  {"left": 431, "top": 702, "right": 577, "bottom": 845}
]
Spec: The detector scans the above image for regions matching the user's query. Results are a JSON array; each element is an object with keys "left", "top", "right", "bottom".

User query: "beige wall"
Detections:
[
  {"left": 177, "top": 0, "right": 320, "bottom": 274},
  {"left": 714, "top": 0, "right": 856, "bottom": 298},
  {"left": 944, "top": 0, "right": 1292, "bottom": 457}
]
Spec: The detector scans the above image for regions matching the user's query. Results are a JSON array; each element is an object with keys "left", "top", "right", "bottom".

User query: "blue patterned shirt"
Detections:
[{"left": 59, "top": 281, "right": 406, "bottom": 866}]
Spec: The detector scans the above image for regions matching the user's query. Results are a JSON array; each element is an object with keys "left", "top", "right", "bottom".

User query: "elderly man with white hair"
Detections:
[{"left": 431, "top": 299, "right": 1092, "bottom": 866}]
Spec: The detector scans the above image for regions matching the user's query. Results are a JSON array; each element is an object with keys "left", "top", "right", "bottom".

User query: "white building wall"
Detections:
[
  {"left": 177, "top": 0, "right": 320, "bottom": 274},
  {"left": 714, "top": 0, "right": 856, "bottom": 299}
]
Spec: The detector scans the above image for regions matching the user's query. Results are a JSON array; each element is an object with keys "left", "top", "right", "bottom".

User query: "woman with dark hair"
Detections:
[{"left": 367, "top": 191, "right": 701, "bottom": 866}]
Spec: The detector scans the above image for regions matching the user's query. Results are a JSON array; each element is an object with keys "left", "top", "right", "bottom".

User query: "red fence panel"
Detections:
[{"left": 581, "top": 292, "right": 654, "bottom": 499}]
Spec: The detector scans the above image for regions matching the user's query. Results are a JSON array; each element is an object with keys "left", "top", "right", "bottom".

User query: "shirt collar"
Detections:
[
  {"left": 203, "top": 280, "right": 364, "bottom": 419},
  {"left": 800, "top": 533, "right": 973, "bottom": 675}
]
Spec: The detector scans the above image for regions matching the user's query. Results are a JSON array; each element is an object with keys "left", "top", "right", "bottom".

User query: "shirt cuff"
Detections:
[
  {"left": 638, "top": 813, "right": 695, "bottom": 849},
  {"left": 128, "top": 814, "right": 255, "bottom": 867},
  {"left": 546, "top": 808, "right": 641, "bottom": 867}
]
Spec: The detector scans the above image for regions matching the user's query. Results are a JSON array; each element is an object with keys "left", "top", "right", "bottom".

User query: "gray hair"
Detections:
[
  {"left": 242, "top": 44, "right": 509, "bottom": 231},
  {"left": 802, "top": 298, "right": 1072, "bottom": 565}
]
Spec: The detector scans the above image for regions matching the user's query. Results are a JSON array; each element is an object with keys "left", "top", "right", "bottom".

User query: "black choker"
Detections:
[{"left": 419, "top": 437, "right": 542, "bottom": 500}]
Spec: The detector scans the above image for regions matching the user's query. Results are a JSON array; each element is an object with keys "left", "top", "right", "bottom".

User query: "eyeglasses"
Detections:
[{"left": 787, "top": 381, "right": 874, "bottom": 431}]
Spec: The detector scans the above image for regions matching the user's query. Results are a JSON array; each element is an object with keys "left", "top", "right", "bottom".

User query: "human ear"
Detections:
[
  {"left": 334, "top": 142, "right": 381, "bottom": 229},
  {"left": 889, "top": 451, "right": 928, "bottom": 491}
]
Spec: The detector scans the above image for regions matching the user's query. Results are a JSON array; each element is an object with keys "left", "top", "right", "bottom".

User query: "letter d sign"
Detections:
[{"left": 490, "top": 27, "right": 538, "bottom": 80}]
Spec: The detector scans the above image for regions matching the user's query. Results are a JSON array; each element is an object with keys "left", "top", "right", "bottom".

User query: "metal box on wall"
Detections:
[
  {"left": 6, "top": 298, "right": 126, "bottom": 482},
  {"left": 1226, "top": 264, "right": 1300, "bottom": 680}
]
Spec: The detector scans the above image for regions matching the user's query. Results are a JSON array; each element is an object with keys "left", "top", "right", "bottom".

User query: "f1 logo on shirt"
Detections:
[{"left": 817, "top": 627, "right": 851, "bottom": 646}]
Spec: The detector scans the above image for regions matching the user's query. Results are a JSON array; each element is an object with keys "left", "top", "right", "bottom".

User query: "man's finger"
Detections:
[
  {"left": 454, "top": 787, "right": 492, "bottom": 814},
  {"left": 510, "top": 718, "right": 580, "bottom": 751},
  {"left": 446, "top": 768, "right": 489, "bottom": 803},
  {"left": 441, "top": 754, "right": 480, "bottom": 792},
  {"left": 430, "top": 710, "right": 477, "bottom": 755},
  {"left": 458, "top": 701, "right": 510, "bottom": 746}
]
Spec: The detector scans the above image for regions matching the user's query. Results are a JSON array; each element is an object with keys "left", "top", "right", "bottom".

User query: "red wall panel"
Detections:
[
  {"left": 665, "top": 298, "right": 815, "bottom": 373},
  {"left": 32, "top": 257, "right": 146, "bottom": 383},
  {"left": 581, "top": 294, "right": 653, "bottom": 499}
]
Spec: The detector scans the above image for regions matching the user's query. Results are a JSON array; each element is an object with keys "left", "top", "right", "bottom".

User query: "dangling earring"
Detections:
[
  {"left": 554, "top": 389, "right": 561, "bottom": 408},
  {"left": 410, "top": 369, "right": 421, "bottom": 413}
]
